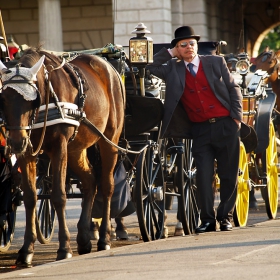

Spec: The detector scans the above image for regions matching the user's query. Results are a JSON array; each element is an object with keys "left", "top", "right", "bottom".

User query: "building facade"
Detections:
[{"left": 0, "top": 0, "right": 279, "bottom": 57}]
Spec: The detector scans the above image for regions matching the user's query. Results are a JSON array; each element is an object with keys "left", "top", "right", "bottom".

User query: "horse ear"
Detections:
[
  {"left": 30, "top": 55, "right": 45, "bottom": 76},
  {"left": 0, "top": 60, "right": 7, "bottom": 72}
]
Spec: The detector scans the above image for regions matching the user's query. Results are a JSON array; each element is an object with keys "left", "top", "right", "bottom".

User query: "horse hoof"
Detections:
[
  {"left": 16, "top": 252, "right": 34, "bottom": 268},
  {"left": 97, "top": 244, "right": 110, "bottom": 251},
  {"left": 56, "top": 249, "right": 73, "bottom": 260},
  {"left": 174, "top": 222, "right": 185, "bottom": 236},
  {"left": 116, "top": 229, "right": 128, "bottom": 240},
  {"left": 161, "top": 226, "right": 169, "bottom": 239},
  {"left": 77, "top": 241, "right": 92, "bottom": 255}
]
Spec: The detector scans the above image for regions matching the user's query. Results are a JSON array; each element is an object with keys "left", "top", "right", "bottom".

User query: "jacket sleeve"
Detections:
[
  {"left": 208, "top": 55, "right": 243, "bottom": 122},
  {"left": 146, "top": 48, "right": 174, "bottom": 80},
  {"left": 220, "top": 57, "right": 243, "bottom": 121}
]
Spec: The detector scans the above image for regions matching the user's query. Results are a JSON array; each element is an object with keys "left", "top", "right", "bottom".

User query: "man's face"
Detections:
[{"left": 176, "top": 38, "right": 198, "bottom": 61}]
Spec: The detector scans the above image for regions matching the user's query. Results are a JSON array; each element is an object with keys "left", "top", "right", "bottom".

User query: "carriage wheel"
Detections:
[
  {"left": 135, "top": 146, "right": 165, "bottom": 242},
  {"left": 177, "top": 140, "right": 199, "bottom": 235},
  {"left": 261, "top": 122, "right": 279, "bottom": 219},
  {"left": 233, "top": 142, "right": 249, "bottom": 227},
  {"left": 0, "top": 205, "right": 17, "bottom": 252},
  {"left": 36, "top": 174, "right": 56, "bottom": 244}
]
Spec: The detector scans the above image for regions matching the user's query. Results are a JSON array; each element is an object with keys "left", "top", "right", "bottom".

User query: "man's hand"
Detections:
[
  {"left": 170, "top": 47, "right": 182, "bottom": 60},
  {"left": 233, "top": 118, "right": 241, "bottom": 129}
]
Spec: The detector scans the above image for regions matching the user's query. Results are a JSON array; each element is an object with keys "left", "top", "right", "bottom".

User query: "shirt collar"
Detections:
[{"left": 184, "top": 55, "right": 200, "bottom": 68}]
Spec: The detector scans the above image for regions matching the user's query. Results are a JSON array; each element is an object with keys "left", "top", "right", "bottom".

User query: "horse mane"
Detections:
[{"left": 19, "top": 46, "right": 88, "bottom": 92}]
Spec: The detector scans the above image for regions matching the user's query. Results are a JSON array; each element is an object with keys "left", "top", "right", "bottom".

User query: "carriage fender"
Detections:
[{"left": 254, "top": 90, "right": 276, "bottom": 154}]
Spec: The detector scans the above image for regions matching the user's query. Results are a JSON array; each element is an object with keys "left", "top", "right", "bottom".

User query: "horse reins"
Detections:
[
  {"left": 259, "top": 51, "right": 280, "bottom": 76},
  {"left": 1, "top": 55, "right": 147, "bottom": 156},
  {"left": 0, "top": 57, "right": 66, "bottom": 156},
  {"left": 1, "top": 64, "right": 39, "bottom": 131},
  {"left": 30, "top": 58, "right": 66, "bottom": 156}
]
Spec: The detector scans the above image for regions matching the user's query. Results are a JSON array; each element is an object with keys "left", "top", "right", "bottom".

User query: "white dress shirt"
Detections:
[{"left": 185, "top": 55, "right": 200, "bottom": 74}]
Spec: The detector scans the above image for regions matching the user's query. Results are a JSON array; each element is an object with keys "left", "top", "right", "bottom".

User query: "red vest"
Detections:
[{"left": 181, "top": 63, "right": 230, "bottom": 122}]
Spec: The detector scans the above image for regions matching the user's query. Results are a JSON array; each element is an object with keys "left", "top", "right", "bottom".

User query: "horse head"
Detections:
[
  {"left": 0, "top": 55, "right": 45, "bottom": 155},
  {"left": 254, "top": 48, "right": 280, "bottom": 84}
]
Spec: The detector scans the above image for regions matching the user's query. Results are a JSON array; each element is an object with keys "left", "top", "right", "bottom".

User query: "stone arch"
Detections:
[{"left": 252, "top": 22, "right": 280, "bottom": 58}]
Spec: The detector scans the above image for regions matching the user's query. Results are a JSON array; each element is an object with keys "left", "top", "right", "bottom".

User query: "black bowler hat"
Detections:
[{"left": 171, "top": 26, "right": 200, "bottom": 47}]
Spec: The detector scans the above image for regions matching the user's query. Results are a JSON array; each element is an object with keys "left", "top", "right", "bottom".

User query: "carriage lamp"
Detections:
[
  {"left": 236, "top": 53, "right": 250, "bottom": 75},
  {"left": 129, "top": 23, "right": 153, "bottom": 65},
  {"left": 236, "top": 52, "right": 250, "bottom": 93},
  {"left": 129, "top": 23, "right": 153, "bottom": 96},
  {"left": 236, "top": 60, "right": 250, "bottom": 75}
]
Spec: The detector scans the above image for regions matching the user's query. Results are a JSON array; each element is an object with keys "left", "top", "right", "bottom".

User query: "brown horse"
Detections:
[
  {"left": 0, "top": 47, "right": 125, "bottom": 266},
  {"left": 253, "top": 48, "right": 280, "bottom": 133}
]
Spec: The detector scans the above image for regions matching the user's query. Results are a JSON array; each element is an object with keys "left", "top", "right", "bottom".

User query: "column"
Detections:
[
  {"left": 38, "top": 0, "right": 63, "bottom": 51},
  {"left": 113, "top": 0, "right": 172, "bottom": 46}
]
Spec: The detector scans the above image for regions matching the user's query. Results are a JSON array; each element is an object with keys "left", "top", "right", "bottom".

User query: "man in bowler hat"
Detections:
[{"left": 146, "top": 26, "right": 243, "bottom": 232}]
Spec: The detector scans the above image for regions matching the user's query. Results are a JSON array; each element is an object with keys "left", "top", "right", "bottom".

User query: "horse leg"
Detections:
[
  {"left": 156, "top": 210, "right": 167, "bottom": 238},
  {"left": 96, "top": 141, "right": 119, "bottom": 251},
  {"left": 174, "top": 215, "right": 184, "bottom": 237},
  {"left": 68, "top": 149, "right": 96, "bottom": 255},
  {"left": 90, "top": 218, "right": 100, "bottom": 240},
  {"left": 15, "top": 155, "right": 37, "bottom": 267},
  {"left": 49, "top": 145, "right": 73, "bottom": 260},
  {"left": 115, "top": 217, "right": 128, "bottom": 240}
]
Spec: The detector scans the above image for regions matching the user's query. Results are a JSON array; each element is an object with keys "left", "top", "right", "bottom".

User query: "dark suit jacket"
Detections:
[{"left": 146, "top": 48, "right": 242, "bottom": 139}]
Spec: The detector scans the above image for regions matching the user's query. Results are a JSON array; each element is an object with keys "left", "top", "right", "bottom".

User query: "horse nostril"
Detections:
[{"left": 7, "top": 136, "right": 30, "bottom": 154}]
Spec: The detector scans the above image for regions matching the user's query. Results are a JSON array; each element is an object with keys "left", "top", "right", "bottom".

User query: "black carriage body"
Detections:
[{"left": 254, "top": 90, "right": 276, "bottom": 153}]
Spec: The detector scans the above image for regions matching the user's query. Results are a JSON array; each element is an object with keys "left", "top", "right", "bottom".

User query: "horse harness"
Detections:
[
  {"left": 0, "top": 57, "right": 95, "bottom": 158},
  {"left": 0, "top": 55, "right": 140, "bottom": 156},
  {"left": 258, "top": 51, "right": 280, "bottom": 77},
  {"left": 1, "top": 64, "right": 40, "bottom": 131}
]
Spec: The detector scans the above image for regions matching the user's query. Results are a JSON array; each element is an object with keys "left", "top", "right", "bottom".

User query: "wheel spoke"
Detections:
[
  {"left": 234, "top": 142, "right": 249, "bottom": 227},
  {"left": 150, "top": 203, "right": 160, "bottom": 233},
  {"left": 151, "top": 163, "right": 160, "bottom": 184},
  {"left": 136, "top": 145, "right": 165, "bottom": 241},
  {"left": 0, "top": 208, "right": 17, "bottom": 252},
  {"left": 35, "top": 159, "right": 56, "bottom": 244}
]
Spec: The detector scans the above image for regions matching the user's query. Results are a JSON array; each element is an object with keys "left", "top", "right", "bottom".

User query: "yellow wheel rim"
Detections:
[
  {"left": 235, "top": 142, "right": 249, "bottom": 227},
  {"left": 265, "top": 122, "right": 279, "bottom": 218}
]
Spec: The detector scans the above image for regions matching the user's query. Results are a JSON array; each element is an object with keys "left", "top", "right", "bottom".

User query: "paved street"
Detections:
[
  {"left": 0, "top": 217, "right": 279, "bottom": 280},
  {"left": 0, "top": 186, "right": 279, "bottom": 279}
]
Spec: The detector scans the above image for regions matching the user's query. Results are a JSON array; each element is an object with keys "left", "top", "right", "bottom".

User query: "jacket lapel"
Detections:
[
  {"left": 200, "top": 56, "right": 216, "bottom": 93},
  {"left": 176, "top": 60, "right": 186, "bottom": 89}
]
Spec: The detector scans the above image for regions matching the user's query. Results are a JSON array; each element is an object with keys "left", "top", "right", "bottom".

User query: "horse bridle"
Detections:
[
  {"left": 0, "top": 58, "right": 65, "bottom": 156},
  {"left": 258, "top": 51, "right": 280, "bottom": 76},
  {"left": 0, "top": 64, "right": 40, "bottom": 131}
]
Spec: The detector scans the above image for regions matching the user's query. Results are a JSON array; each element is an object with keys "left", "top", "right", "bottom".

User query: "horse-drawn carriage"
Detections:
[
  {"left": 228, "top": 51, "right": 279, "bottom": 226},
  {"left": 0, "top": 38, "right": 278, "bottom": 267}
]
